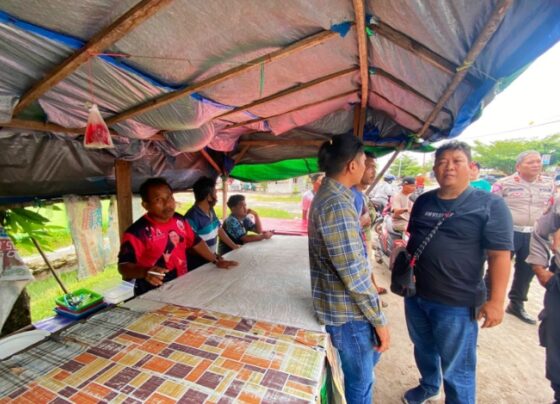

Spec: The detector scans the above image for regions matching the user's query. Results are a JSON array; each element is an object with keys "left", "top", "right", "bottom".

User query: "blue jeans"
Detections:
[
  {"left": 405, "top": 296, "right": 478, "bottom": 404},
  {"left": 326, "top": 320, "right": 381, "bottom": 404}
]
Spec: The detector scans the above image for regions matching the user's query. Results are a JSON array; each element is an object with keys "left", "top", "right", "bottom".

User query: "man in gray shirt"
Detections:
[{"left": 526, "top": 201, "right": 560, "bottom": 403}]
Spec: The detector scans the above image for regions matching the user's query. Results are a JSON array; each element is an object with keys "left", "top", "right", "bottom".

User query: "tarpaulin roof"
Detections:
[{"left": 0, "top": 0, "right": 559, "bottom": 204}]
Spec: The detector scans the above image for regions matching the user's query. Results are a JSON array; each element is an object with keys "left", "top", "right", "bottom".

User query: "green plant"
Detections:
[{"left": 1, "top": 207, "right": 64, "bottom": 251}]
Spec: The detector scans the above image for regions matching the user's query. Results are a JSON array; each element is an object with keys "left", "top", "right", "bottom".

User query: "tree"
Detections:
[
  {"left": 472, "top": 134, "right": 560, "bottom": 174},
  {"left": 389, "top": 154, "right": 422, "bottom": 178}
]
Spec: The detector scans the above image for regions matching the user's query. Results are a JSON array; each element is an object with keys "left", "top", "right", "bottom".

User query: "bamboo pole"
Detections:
[
  {"left": 226, "top": 89, "right": 357, "bottom": 130},
  {"left": 352, "top": 0, "right": 369, "bottom": 138},
  {"left": 200, "top": 149, "right": 223, "bottom": 175},
  {"left": 369, "top": 20, "right": 482, "bottom": 88},
  {"left": 214, "top": 67, "right": 357, "bottom": 121},
  {"left": 418, "top": 0, "right": 513, "bottom": 139}
]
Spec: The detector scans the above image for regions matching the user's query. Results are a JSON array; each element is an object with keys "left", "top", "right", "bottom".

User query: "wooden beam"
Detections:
[
  {"left": 226, "top": 89, "right": 358, "bottom": 130},
  {"left": 372, "top": 68, "right": 453, "bottom": 118},
  {"left": 233, "top": 145, "right": 251, "bottom": 164},
  {"left": 2, "top": 118, "right": 83, "bottom": 134},
  {"left": 352, "top": 0, "right": 369, "bottom": 138},
  {"left": 353, "top": 104, "right": 361, "bottom": 136},
  {"left": 366, "top": 149, "right": 401, "bottom": 194},
  {"left": 370, "top": 20, "right": 482, "bottom": 88},
  {"left": 200, "top": 149, "right": 223, "bottom": 175},
  {"left": 418, "top": 0, "right": 513, "bottom": 139},
  {"left": 105, "top": 28, "right": 347, "bottom": 126},
  {"left": 14, "top": 0, "right": 173, "bottom": 116},
  {"left": 115, "top": 160, "right": 133, "bottom": 242},
  {"left": 2, "top": 118, "right": 166, "bottom": 141},
  {"left": 221, "top": 176, "right": 228, "bottom": 220},
  {"left": 214, "top": 67, "right": 357, "bottom": 121},
  {"left": 370, "top": 90, "right": 427, "bottom": 129},
  {"left": 238, "top": 139, "right": 325, "bottom": 148}
]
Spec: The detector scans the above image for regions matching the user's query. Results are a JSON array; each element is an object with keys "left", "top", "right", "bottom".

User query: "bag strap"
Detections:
[{"left": 410, "top": 187, "right": 474, "bottom": 267}]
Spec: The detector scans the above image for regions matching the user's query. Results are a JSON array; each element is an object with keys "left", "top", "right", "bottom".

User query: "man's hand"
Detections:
[
  {"left": 145, "top": 266, "right": 168, "bottom": 286},
  {"left": 477, "top": 300, "right": 504, "bottom": 328},
  {"left": 247, "top": 208, "right": 257, "bottom": 216},
  {"left": 534, "top": 265, "right": 554, "bottom": 287},
  {"left": 374, "top": 325, "right": 390, "bottom": 353},
  {"left": 262, "top": 231, "right": 274, "bottom": 239},
  {"left": 216, "top": 259, "right": 238, "bottom": 269}
]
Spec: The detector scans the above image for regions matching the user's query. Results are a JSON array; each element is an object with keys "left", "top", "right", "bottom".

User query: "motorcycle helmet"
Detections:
[{"left": 384, "top": 174, "right": 396, "bottom": 183}]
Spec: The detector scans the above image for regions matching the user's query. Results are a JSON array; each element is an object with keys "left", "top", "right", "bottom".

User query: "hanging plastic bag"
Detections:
[{"left": 84, "top": 104, "right": 114, "bottom": 148}]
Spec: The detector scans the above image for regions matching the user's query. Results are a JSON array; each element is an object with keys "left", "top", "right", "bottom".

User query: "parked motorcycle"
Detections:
[{"left": 374, "top": 214, "right": 408, "bottom": 265}]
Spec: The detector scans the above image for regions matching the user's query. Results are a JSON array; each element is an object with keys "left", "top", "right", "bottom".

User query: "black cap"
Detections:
[{"left": 401, "top": 176, "right": 415, "bottom": 185}]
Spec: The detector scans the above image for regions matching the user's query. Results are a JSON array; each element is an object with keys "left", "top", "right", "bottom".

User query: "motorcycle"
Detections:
[{"left": 374, "top": 213, "right": 409, "bottom": 265}]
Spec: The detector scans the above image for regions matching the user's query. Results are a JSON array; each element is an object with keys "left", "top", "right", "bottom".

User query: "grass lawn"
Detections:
[
  {"left": 248, "top": 193, "right": 301, "bottom": 203},
  {"left": 27, "top": 264, "right": 122, "bottom": 322}
]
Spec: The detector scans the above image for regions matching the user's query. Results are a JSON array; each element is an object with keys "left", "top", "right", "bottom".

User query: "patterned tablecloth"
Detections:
[{"left": 0, "top": 304, "right": 329, "bottom": 403}]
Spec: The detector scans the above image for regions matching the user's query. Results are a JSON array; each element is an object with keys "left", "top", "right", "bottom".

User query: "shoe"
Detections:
[
  {"left": 402, "top": 385, "right": 441, "bottom": 404},
  {"left": 506, "top": 302, "right": 537, "bottom": 325}
]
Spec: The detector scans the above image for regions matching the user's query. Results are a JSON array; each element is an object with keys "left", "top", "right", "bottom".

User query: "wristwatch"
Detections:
[{"left": 212, "top": 254, "right": 222, "bottom": 265}]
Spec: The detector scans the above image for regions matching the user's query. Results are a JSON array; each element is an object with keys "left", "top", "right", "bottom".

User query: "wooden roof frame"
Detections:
[
  {"left": 13, "top": 0, "right": 173, "bottom": 116},
  {"left": 104, "top": 27, "right": 351, "bottom": 126}
]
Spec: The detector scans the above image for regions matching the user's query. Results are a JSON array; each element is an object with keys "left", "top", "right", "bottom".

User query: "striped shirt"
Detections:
[
  {"left": 184, "top": 205, "right": 220, "bottom": 270},
  {"left": 308, "top": 177, "right": 386, "bottom": 327}
]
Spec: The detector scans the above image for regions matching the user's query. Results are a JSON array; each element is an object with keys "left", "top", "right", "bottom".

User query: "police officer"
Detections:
[
  {"left": 526, "top": 200, "right": 560, "bottom": 402},
  {"left": 493, "top": 151, "right": 555, "bottom": 324}
]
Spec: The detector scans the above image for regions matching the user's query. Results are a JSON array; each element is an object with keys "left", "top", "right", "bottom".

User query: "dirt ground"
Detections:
[{"left": 372, "top": 259, "right": 553, "bottom": 404}]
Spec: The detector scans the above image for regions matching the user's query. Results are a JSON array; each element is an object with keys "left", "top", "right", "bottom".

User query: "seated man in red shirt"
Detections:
[{"left": 118, "top": 178, "right": 237, "bottom": 296}]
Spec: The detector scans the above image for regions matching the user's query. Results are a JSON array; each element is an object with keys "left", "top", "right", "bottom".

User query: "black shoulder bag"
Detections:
[{"left": 390, "top": 188, "right": 473, "bottom": 297}]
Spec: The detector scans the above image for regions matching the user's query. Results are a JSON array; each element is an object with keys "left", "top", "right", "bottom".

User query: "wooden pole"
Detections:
[
  {"left": 353, "top": 104, "right": 361, "bottom": 136},
  {"left": 14, "top": 0, "right": 173, "bottom": 115},
  {"left": 238, "top": 139, "right": 325, "bottom": 147},
  {"left": 226, "top": 90, "right": 357, "bottom": 130},
  {"left": 369, "top": 20, "right": 482, "bottom": 88},
  {"left": 221, "top": 176, "right": 228, "bottom": 220},
  {"left": 1, "top": 118, "right": 164, "bottom": 142},
  {"left": 370, "top": 90, "right": 426, "bottom": 129},
  {"left": 233, "top": 145, "right": 251, "bottom": 164},
  {"left": 115, "top": 160, "right": 133, "bottom": 241},
  {"left": 418, "top": 0, "right": 513, "bottom": 139},
  {"left": 372, "top": 68, "right": 453, "bottom": 117},
  {"left": 200, "top": 149, "right": 223, "bottom": 175},
  {"left": 214, "top": 67, "right": 357, "bottom": 122},
  {"left": 105, "top": 28, "right": 346, "bottom": 125},
  {"left": 352, "top": 0, "right": 369, "bottom": 138}
]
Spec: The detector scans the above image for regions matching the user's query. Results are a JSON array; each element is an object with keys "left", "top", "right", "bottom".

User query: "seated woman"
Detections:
[{"left": 219, "top": 194, "right": 273, "bottom": 255}]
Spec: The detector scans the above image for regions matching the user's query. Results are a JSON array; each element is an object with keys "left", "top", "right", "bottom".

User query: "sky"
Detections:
[
  {"left": 379, "top": 40, "right": 560, "bottom": 171},
  {"left": 459, "top": 41, "right": 560, "bottom": 144}
]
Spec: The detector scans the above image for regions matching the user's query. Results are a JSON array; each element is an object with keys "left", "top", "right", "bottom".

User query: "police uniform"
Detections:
[{"left": 493, "top": 173, "right": 555, "bottom": 322}]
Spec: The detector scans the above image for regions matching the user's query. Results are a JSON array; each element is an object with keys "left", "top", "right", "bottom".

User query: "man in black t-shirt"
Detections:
[{"left": 402, "top": 142, "right": 513, "bottom": 404}]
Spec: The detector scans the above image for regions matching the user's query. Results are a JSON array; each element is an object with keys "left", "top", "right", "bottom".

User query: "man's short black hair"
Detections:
[
  {"left": 318, "top": 134, "right": 364, "bottom": 177},
  {"left": 139, "top": 178, "right": 172, "bottom": 202},
  {"left": 364, "top": 150, "right": 376, "bottom": 159},
  {"left": 435, "top": 141, "right": 472, "bottom": 162},
  {"left": 472, "top": 161, "right": 481, "bottom": 170},
  {"left": 227, "top": 194, "right": 245, "bottom": 209},
  {"left": 192, "top": 176, "right": 216, "bottom": 202}
]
